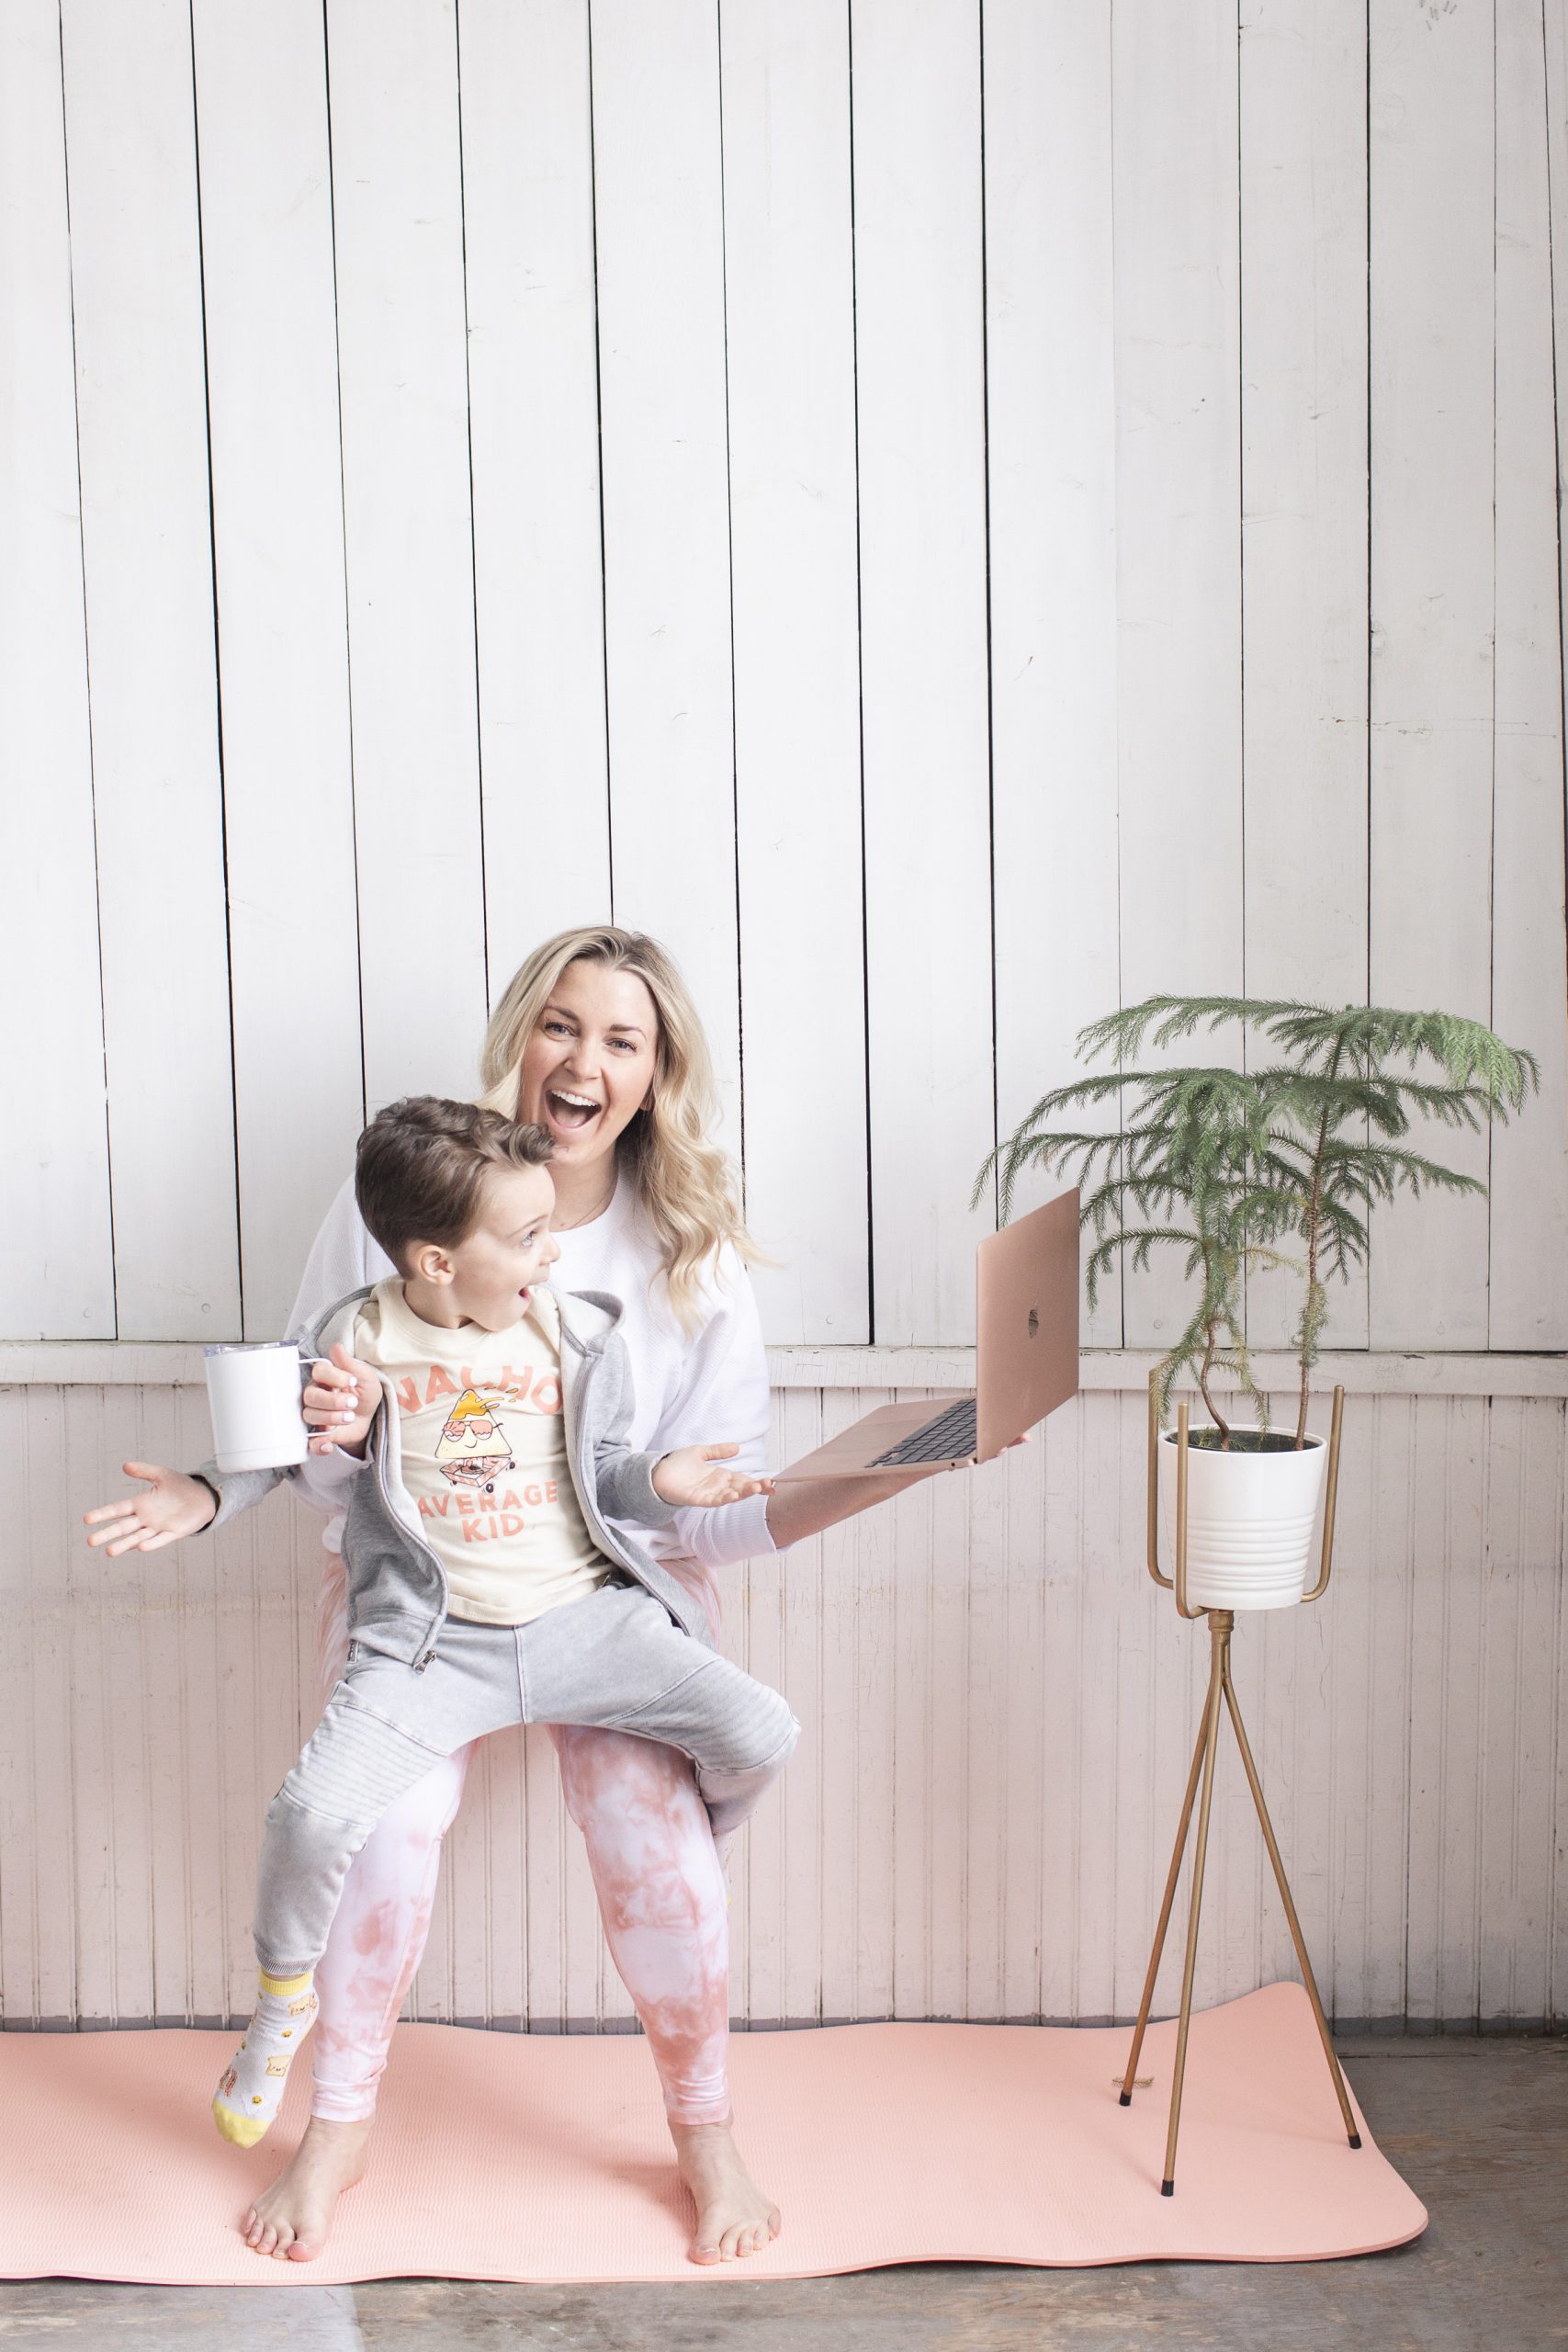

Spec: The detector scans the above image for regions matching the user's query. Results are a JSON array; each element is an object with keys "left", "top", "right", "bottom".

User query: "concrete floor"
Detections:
[{"left": 4, "top": 2038, "right": 1565, "bottom": 2351}]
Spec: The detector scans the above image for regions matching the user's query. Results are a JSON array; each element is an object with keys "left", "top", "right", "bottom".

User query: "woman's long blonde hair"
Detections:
[{"left": 477, "top": 926, "right": 763, "bottom": 1331}]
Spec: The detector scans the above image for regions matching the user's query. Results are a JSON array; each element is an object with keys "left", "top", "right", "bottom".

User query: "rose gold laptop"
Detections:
[{"left": 773, "top": 1187, "right": 1080, "bottom": 1479}]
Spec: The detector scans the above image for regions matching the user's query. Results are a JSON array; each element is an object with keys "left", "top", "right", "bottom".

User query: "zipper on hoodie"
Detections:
[
  {"left": 560, "top": 1332, "right": 700, "bottom": 1642},
  {"left": 361, "top": 1373, "right": 447, "bottom": 1667}
]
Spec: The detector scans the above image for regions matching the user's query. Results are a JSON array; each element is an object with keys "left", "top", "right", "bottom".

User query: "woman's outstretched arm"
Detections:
[{"left": 762, "top": 1464, "right": 941, "bottom": 1549}]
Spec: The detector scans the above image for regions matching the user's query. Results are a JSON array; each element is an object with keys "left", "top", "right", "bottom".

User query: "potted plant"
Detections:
[{"left": 976, "top": 999, "right": 1539, "bottom": 1610}]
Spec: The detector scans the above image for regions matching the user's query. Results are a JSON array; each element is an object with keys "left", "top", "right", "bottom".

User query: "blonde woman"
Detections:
[{"left": 234, "top": 927, "right": 923, "bottom": 2267}]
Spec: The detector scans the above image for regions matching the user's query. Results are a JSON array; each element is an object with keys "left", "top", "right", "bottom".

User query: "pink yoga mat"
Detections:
[{"left": 3, "top": 1983, "right": 1425, "bottom": 2283}]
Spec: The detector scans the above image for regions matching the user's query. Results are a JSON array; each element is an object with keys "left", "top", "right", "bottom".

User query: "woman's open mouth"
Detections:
[{"left": 544, "top": 1089, "right": 602, "bottom": 1135}]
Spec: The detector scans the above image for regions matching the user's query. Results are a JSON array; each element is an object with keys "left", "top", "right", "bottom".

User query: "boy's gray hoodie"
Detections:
[{"left": 196, "top": 1283, "right": 709, "bottom": 1668}]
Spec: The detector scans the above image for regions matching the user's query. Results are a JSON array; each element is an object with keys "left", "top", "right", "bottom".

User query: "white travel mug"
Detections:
[{"left": 203, "top": 1341, "right": 310, "bottom": 1473}]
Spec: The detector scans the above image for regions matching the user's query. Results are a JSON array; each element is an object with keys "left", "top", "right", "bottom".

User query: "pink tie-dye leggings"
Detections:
[{"left": 307, "top": 1554, "right": 733, "bottom": 2128}]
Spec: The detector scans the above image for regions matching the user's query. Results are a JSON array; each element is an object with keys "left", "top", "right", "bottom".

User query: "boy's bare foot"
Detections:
[
  {"left": 242, "top": 2115, "right": 372, "bottom": 2262},
  {"left": 669, "top": 2118, "right": 781, "bottom": 2264}
]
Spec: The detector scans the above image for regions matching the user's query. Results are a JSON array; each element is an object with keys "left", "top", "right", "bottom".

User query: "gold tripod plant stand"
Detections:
[{"left": 1118, "top": 1374, "right": 1363, "bottom": 2195}]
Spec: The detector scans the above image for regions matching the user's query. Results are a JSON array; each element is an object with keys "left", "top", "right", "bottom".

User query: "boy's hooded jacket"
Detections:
[{"left": 195, "top": 1283, "right": 709, "bottom": 1668}]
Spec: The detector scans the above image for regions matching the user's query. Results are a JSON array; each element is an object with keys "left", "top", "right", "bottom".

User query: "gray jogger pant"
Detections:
[{"left": 254, "top": 1579, "right": 798, "bottom": 1976}]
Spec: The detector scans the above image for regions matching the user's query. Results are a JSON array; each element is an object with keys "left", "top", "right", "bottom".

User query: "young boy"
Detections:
[{"left": 85, "top": 1097, "right": 795, "bottom": 2150}]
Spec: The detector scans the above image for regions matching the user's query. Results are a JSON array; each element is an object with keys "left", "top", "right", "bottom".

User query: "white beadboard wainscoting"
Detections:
[{"left": 4, "top": 1351, "right": 1563, "bottom": 2032}]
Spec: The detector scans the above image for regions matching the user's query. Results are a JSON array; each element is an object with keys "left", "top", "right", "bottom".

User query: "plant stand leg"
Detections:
[
  {"left": 1160, "top": 1613, "right": 1229, "bottom": 2196},
  {"left": 1119, "top": 1688, "right": 1211, "bottom": 2105},
  {"left": 1220, "top": 1657, "right": 1362, "bottom": 2151}
]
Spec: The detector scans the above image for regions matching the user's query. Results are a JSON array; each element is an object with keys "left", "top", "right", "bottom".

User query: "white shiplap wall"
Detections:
[
  {"left": 5, "top": 0, "right": 1568, "bottom": 2027},
  {"left": 6, "top": 0, "right": 1567, "bottom": 1351}
]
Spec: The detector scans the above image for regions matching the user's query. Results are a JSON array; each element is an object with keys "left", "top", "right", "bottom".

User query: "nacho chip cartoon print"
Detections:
[{"left": 434, "top": 1387, "right": 516, "bottom": 1494}]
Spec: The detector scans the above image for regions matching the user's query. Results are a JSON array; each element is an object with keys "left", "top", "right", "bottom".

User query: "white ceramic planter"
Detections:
[{"left": 1157, "top": 1423, "right": 1327, "bottom": 1611}]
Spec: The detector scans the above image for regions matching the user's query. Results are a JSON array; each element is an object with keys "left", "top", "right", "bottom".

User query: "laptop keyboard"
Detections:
[{"left": 868, "top": 1395, "right": 978, "bottom": 1468}]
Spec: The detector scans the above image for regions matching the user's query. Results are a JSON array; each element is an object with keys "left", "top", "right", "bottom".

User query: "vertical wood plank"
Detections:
[
  {"left": 1112, "top": 1385, "right": 1163, "bottom": 2023},
  {"left": 1482, "top": 1398, "right": 1562, "bottom": 2021},
  {"left": 722, "top": 0, "right": 869, "bottom": 1345},
  {"left": 1489, "top": 0, "right": 1568, "bottom": 1347},
  {"left": 845, "top": 1388, "right": 897, "bottom": 2016},
  {"left": 846, "top": 1383, "right": 893, "bottom": 2013},
  {"left": 60, "top": 0, "right": 240, "bottom": 1340},
  {"left": 0, "top": 1392, "right": 34, "bottom": 2017},
  {"left": 327, "top": 0, "right": 487, "bottom": 1106},
  {"left": 998, "top": 1405, "right": 1047, "bottom": 2018},
  {"left": 589, "top": 0, "right": 743, "bottom": 1143},
  {"left": 1259, "top": 1540, "right": 1330, "bottom": 2003},
  {"left": 1321, "top": 1391, "right": 1384, "bottom": 2020},
  {"left": 65, "top": 1386, "right": 118, "bottom": 2020},
  {"left": 961, "top": 1443, "right": 1011, "bottom": 2018},
  {"left": 1111, "top": 0, "right": 1245, "bottom": 1351},
  {"left": 984, "top": 0, "right": 1121, "bottom": 1346},
  {"left": 1478, "top": 1396, "right": 1522, "bottom": 2019},
  {"left": 1238, "top": 0, "right": 1371, "bottom": 1350},
  {"left": 520, "top": 1722, "right": 569, "bottom": 2029},
  {"left": 1408, "top": 1396, "right": 1487, "bottom": 2021},
  {"left": 779, "top": 1387, "right": 826, "bottom": 2020},
  {"left": 1035, "top": 1386, "right": 1085, "bottom": 2020},
  {"left": 3, "top": 1393, "right": 78, "bottom": 2022},
  {"left": 889, "top": 1409, "right": 938, "bottom": 2014},
  {"left": 116, "top": 1386, "right": 189, "bottom": 2022},
  {"left": 817, "top": 1389, "right": 869, "bottom": 2019},
  {"left": 191, "top": 0, "right": 364, "bottom": 1340},
  {"left": 477, "top": 1729, "right": 527, "bottom": 2026},
  {"left": 457, "top": 0, "right": 614, "bottom": 989},
  {"left": 173, "top": 1382, "right": 229, "bottom": 2018},
  {"left": 1551, "top": 1397, "right": 1568, "bottom": 2029},
  {"left": 1073, "top": 1392, "right": 1123, "bottom": 2020},
  {"left": 925, "top": 1434, "right": 975, "bottom": 2017},
  {"left": 0, "top": 0, "right": 113, "bottom": 1341},
  {"left": 1403, "top": 1390, "right": 1450, "bottom": 2024},
  {"left": 1368, "top": 0, "right": 1494, "bottom": 1347},
  {"left": 853, "top": 0, "right": 995, "bottom": 1345},
  {"left": 1364, "top": 1393, "right": 1415, "bottom": 2023},
  {"left": 445, "top": 1739, "right": 495, "bottom": 2026}
]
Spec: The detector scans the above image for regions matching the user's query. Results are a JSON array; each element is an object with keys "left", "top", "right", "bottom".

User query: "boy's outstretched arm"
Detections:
[
  {"left": 651, "top": 1444, "right": 776, "bottom": 1510},
  {"left": 84, "top": 1342, "right": 381, "bottom": 1556},
  {"left": 84, "top": 1463, "right": 217, "bottom": 1555},
  {"left": 589, "top": 1329, "right": 772, "bottom": 1526}
]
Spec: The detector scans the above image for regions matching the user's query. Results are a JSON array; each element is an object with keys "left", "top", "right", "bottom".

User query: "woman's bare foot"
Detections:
[
  {"left": 669, "top": 2118, "right": 781, "bottom": 2264},
  {"left": 242, "top": 2115, "right": 372, "bottom": 2262}
]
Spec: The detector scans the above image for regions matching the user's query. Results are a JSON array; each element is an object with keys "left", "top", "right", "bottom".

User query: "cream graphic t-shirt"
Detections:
[{"left": 352, "top": 1278, "right": 609, "bottom": 1626}]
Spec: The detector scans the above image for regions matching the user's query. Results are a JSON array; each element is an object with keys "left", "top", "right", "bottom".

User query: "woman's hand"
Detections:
[
  {"left": 304, "top": 1343, "right": 381, "bottom": 1457},
  {"left": 84, "top": 1464, "right": 217, "bottom": 1556},
  {"left": 652, "top": 1442, "right": 775, "bottom": 1510}
]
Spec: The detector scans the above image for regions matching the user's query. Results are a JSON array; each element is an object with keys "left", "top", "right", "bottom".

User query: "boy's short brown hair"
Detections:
[{"left": 355, "top": 1096, "right": 553, "bottom": 1272}]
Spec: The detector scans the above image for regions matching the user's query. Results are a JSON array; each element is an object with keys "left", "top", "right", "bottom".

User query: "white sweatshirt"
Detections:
[{"left": 286, "top": 1171, "right": 777, "bottom": 1572}]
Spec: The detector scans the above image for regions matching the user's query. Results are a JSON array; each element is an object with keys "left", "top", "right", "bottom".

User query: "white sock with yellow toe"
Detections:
[{"left": 212, "top": 1969, "right": 318, "bottom": 2148}]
